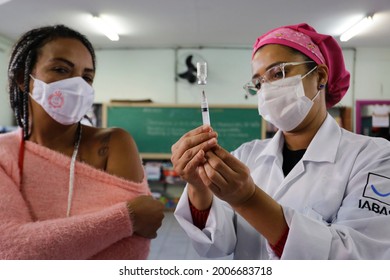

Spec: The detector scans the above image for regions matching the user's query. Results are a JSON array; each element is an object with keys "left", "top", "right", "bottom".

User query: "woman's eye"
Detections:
[
  {"left": 270, "top": 69, "right": 284, "bottom": 80},
  {"left": 83, "top": 76, "right": 94, "bottom": 84},
  {"left": 274, "top": 71, "right": 284, "bottom": 79},
  {"left": 52, "top": 67, "right": 69, "bottom": 74}
]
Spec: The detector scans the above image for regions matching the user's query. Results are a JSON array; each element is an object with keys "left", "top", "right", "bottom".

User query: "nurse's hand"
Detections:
[
  {"left": 171, "top": 125, "right": 218, "bottom": 189},
  {"left": 201, "top": 145, "right": 256, "bottom": 207},
  {"left": 203, "top": 146, "right": 288, "bottom": 246}
]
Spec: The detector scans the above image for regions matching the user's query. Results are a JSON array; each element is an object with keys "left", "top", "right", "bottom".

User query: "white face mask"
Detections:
[
  {"left": 258, "top": 75, "right": 320, "bottom": 132},
  {"left": 30, "top": 76, "right": 94, "bottom": 125}
]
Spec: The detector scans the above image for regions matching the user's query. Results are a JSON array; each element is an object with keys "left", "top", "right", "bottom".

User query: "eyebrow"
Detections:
[{"left": 49, "top": 57, "right": 95, "bottom": 74}]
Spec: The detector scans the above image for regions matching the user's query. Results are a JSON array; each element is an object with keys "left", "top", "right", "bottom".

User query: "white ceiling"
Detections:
[{"left": 0, "top": 0, "right": 389, "bottom": 50}]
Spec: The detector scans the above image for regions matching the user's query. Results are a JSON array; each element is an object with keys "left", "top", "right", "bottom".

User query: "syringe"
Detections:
[{"left": 196, "top": 61, "right": 210, "bottom": 125}]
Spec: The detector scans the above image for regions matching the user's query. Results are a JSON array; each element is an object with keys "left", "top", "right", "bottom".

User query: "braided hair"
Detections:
[{"left": 8, "top": 24, "right": 96, "bottom": 140}]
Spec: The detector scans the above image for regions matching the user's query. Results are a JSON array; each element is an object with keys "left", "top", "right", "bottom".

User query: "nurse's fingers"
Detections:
[
  {"left": 204, "top": 150, "right": 232, "bottom": 183},
  {"left": 204, "top": 149, "right": 256, "bottom": 206},
  {"left": 172, "top": 137, "right": 217, "bottom": 174},
  {"left": 203, "top": 160, "right": 229, "bottom": 188},
  {"left": 171, "top": 126, "right": 218, "bottom": 161},
  {"left": 205, "top": 147, "right": 253, "bottom": 192},
  {"left": 198, "top": 164, "right": 222, "bottom": 194},
  {"left": 181, "top": 149, "right": 206, "bottom": 175},
  {"left": 212, "top": 145, "right": 247, "bottom": 174},
  {"left": 172, "top": 125, "right": 213, "bottom": 152}
]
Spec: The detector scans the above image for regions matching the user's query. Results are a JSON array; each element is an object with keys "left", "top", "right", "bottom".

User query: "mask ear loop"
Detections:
[
  {"left": 311, "top": 82, "right": 326, "bottom": 102},
  {"left": 29, "top": 74, "right": 36, "bottom": 81},
  {"left": 311, "top": 88, "right": 322, "bottom": 101},
  {"left": 301, "top": 65, "right": 318, "bottom": 80},
  {"left": 311, "top": 83, "right": 326, "bottom": 101}
]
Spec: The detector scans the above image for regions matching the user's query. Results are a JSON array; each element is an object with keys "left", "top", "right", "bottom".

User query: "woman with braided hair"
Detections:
[{"left": 0, "top": 24, "right": 164, "bottom": 259}]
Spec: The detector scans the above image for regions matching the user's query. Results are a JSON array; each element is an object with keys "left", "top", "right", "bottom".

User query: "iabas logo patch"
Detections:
[{"left": 362, "top": 173, "right": 390, "bottom": 206}]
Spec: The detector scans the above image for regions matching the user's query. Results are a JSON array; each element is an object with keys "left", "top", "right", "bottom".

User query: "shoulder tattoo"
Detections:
[{"left": 98, "top": 133, "right": 111, "bottom": 157}]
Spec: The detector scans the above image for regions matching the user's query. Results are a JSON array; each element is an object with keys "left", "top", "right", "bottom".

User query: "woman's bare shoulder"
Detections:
[{"left": 82, "top": 125, "right": 143, "bottom": 182}]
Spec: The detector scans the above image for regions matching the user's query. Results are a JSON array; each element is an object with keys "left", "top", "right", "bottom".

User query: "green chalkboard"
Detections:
[{"left": 104, "top": 103, "right": 261, "bottom": 157}]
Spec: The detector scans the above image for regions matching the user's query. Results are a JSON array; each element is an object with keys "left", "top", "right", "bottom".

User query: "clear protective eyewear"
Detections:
[{"left": 243, "top": 61, "right": 317, "bottom": 97}]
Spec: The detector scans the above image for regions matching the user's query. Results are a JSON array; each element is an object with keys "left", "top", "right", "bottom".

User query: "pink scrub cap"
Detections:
[{"left": 252, "top": 23, "right": 350, "bottom": 108}]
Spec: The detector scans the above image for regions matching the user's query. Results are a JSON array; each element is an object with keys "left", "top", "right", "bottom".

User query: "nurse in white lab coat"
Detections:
[{"left": 172, "top": 23, "right": 390, "bottom": 259}]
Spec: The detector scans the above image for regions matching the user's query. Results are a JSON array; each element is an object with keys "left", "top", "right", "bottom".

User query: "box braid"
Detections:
[{"left": 8, "top": 25, "right": 96, "bottom": 140}]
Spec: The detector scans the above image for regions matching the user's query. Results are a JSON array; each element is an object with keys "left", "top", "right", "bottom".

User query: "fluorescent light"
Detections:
[
  {"left": 0, "top": 0, "right": 12, "bottom": 5},
  {"left": 340, "top": 15, "right": 374, "bottom": 42},
  {"left": 91, "top": 15, "right": 120, "bottom": 41}
]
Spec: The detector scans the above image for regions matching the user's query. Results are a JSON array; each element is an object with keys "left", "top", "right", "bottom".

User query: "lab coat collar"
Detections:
[
  {"left": 255, "top": 129, "right": 284, "bottom": 162},
  {"left": 255, "top": 113, "right": 341, "bottom": 164},
  {"left": 303, "top": 113, "right": 341, "bottom": 163}
]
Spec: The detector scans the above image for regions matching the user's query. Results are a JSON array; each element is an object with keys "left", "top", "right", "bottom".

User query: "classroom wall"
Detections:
[
  {"left": 93, "top": 48, "right": 357, "bottom": 107},
  {"left": 92, "top": 48, "right": 256, "bottom": 106},
  {"left": 0, "top": 37, "right": 12, "bottom": 127},
  {"left": 92, "top": 47, "right": 357, "bottom": 113},
  {"left": 354, "top": 48, "right": 390, "bottom": 101},
  {"left": 93, "top": 49, "right": 176, "bottom": 103},
  {"left": 0, "top": 42, "right": 389, "bottom": 129}
]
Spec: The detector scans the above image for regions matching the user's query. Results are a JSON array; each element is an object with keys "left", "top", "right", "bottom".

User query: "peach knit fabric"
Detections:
[{"left": 0, "top": 129, "right": 150, "bottom": 259}]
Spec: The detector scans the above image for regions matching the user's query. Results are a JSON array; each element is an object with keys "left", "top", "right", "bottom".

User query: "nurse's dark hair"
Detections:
[
  {"left": 286, "top": 47, "right": 316, "bottom": 69},
  {"left": 8, "top": 24, "right": 96, "bottom": 140}
]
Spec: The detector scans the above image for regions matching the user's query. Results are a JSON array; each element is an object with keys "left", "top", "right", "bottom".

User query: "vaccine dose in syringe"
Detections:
[{"left": 201, "top": 91, "right": 210, "bottom": 125}]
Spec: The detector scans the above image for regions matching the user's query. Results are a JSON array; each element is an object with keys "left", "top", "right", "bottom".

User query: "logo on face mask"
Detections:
[{"left": 48, "top": 91, "right": 65, "bottom": 109}]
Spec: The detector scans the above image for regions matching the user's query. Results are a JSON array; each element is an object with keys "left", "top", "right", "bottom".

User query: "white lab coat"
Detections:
[{"left": 174, "top": 114, "right": 390, "bottom": 259}]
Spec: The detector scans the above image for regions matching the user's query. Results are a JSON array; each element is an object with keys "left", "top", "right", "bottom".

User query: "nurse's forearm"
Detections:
[
  {"left": 233, "top": 187, "right": 288, "bottom": 246},
  {"left": 188, "top": 184, "right": 213, "bottom": 210}
]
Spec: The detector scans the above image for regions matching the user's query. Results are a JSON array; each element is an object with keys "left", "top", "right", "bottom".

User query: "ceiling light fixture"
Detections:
[
  {"left": 340, "top": 14, "right": 374, "bottom": 42},
  {"left": 91, "top": 15, "right": 120, "bottom": 41},
  {"left": 0, "top": 0, "right": 12, "bottom": 5}
]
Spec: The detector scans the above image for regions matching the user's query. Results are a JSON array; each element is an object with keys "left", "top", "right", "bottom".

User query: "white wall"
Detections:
[
  {"left": 355, "top": 48, "right": 390, "bottom": 101},
  {"left": 0, "top": 37, "right": 13, "bottom": 126},
  {"left": 0, "top": 43, "right": 389, "bottom": 131},
  {"left": 93, "top": 49, "right": 176, "bottom": 103},
  {"left": 93, "top": 48, "right": 256, "bottom": 106},
  {"left": 337, "top": 49, "right": 354, "bottom": 108}
]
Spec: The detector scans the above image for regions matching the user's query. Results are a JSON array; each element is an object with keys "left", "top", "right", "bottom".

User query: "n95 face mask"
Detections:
[
  {"left": 30, "top": 76, "right": 94, "bottom": 125},
  {"left": 258, "top": 75, "right": 319, "bottom": 132}
]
